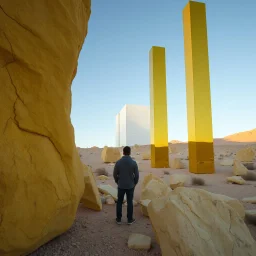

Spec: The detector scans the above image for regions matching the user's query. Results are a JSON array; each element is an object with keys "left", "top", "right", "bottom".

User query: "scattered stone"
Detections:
[
  {"left": 98, "top": 184, "right": 126, "bottom": 202},
  {"left": 220, "top": 158, "right": 233, "bottom": 166},
  {"left": 97, "top": 175, "right": 109, "bottom": 181},
  {"left": 136, "top": 152, "right": 140, "bottom": 155},
  {"left": 235, "top": 147, "right": 255, "bottom": 162},
  {"left": 242, "top": 196, "right": 256, "bottom": 204},
  {"left": 233, "top": 160, "right": 248, "bottom": 176},
  {"left": 227, "top": 176, "right": 246, "bottom": 185},
  {"left": 169, "top": 174, "right": 188, "bottom": 189},
  {"left": 128, "top": 234, "right": 151, "bottom": 250},
  {"left": 170, "top": 158, "right": 184, "bottom": 169},
  {"left": 142, "top": 153, "right": 151, "bottom": 160},
  {"left": 101, "top": 146, "right": 121, "bottom": 163},
  {"left": 140, "top": 199, "right": 151, "bottom": 217},
  {"left": 163, "top": 170, "right": 170, "bottom": 175},
  {"left": 148, "top": 187, "right": 256, "bottom": 255},
  {"left": 81, "top": 165, "right": 102, "bottom": 211}
]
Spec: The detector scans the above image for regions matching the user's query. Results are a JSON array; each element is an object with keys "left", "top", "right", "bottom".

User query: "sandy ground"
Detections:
[{"left": 30, "top": 143, "right": 256, "bottom": 256}]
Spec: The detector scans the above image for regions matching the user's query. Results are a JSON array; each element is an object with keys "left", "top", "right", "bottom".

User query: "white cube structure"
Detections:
[{"left": 116, "top": 105, "right": 150, "bottom": 147}]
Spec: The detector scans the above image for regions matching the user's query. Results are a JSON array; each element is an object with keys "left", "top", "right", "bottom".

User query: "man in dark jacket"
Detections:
[{"left": 113, "top": 146, "right": 139, "bottom": 225}]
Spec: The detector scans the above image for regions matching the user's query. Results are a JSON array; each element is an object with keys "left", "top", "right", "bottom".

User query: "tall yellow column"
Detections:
[
  {"left": 183, "top": 1, "right": 215, "bottom": 174},
  {"left": 149, "top": 46, "right": 169, "bottom": 168}
]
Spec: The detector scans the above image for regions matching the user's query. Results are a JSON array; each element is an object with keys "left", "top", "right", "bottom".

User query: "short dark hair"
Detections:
[{"left": 123, "top": 146, "right": 131, "bottom": 155}]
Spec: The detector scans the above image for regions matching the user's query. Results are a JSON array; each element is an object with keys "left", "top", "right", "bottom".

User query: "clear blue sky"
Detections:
[{"left": 71, "top": 0, "right": 256, "bottom": 148}]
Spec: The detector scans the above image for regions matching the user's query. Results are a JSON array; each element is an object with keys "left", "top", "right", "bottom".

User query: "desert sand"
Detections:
[{"left": 30, "top": 138, "right": 256, "bottom": 256}]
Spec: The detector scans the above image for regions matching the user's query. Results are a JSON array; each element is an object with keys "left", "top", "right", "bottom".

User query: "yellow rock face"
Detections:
[
  {"left": 148, "top": 188, "right": 255, "bottom": 256},
  {"left": 101, "top": 146, "right": 121, "bottom": 163},
  {"left": 81, "top": 165, "right": 102, "bottom": 211},
  {"left": 141, "top": 173, "right": 171, "bottom": 201},
  {"left": 0, "top": 1, "right": 91, "bottom": 255},
  {"left": 235, "top": 147, "right": 255, "bottom": 162},
  {"left": 227, "top": 176, "right": 246, "bottom": 185},
  {"left": 233, "top": 160, "right": 248, "bottom": 176}
]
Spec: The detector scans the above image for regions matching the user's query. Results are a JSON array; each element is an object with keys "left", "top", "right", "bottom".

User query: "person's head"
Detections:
[{"left": 123, "top": 146, "right": 131, "bottom": 156}]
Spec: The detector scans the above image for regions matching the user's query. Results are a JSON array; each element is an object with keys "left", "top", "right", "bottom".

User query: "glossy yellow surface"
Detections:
[
  {"left": 149, "top": 47, "right": 169, "bottom": 168},
  {"left": 183, "top": 1, "right": 215, "bottom": 174}
]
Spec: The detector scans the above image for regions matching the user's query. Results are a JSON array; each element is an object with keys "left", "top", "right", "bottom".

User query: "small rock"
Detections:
[
  {"left": 170, "top": 158, "right": 184, "bottom": 169},
  {"left": 128, "top": 234, "right": 151, "bottom": 250},
  {"left": 227, "top": 176, "right": 246, "bottom": 185},
  {"left": 220, "top": 158, "right": 233, "bottom": 166},
  {"left": 169, "top": 174, "right": 188, "bottom": 189},
  {"left": 97, "top": 175, "right": 109, "bottom": 181},
  {"left": 242, "top": 196, "right": 256, "bottom": 204}
]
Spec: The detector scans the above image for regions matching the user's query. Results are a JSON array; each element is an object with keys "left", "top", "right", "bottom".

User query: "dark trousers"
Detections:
[{"left": 116, "top": 187, "right": 134, "bottom": 221}]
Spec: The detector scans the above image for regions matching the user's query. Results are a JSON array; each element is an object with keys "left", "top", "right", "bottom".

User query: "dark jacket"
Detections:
[{"left": 113, "top": 155, "right": 139, "bottom": 189}]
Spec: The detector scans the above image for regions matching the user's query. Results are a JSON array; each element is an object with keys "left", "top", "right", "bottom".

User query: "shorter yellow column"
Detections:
[
  {"left": 183, "top": 1, "right": 215, "bottom": 174},
  {"left": 149, "top": 46, "right": 169, "bottom": 168}
]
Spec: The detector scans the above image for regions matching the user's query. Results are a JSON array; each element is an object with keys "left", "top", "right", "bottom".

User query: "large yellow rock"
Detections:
[
  {"left": 233, "top": 160, "right": 248, "bottom": 176},
  {"left": 141, "top": 173, "right": 171, "bottom": 201},
  {"left": 101, "top": 146, "right": 121, "bottom": 163},
  {"left": 0, "top": 1, "right": 91, "bottom": 255},
  {"left": 235, "top": 147, "right": 255, "bottom": 162},
  {"left": 148, "top": 188, "right": 255, "bottom": 256},
  {"left": 81, "top": 165, "right": 102, "bottom": 211}
]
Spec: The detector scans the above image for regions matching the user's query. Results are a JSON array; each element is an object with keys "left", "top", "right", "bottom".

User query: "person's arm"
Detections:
[
  {"left": 134, "top": 162, "right": 139, "bottom": 185},
  {"left": 113, "top": 162, "right": 119, "bottom": 184}
]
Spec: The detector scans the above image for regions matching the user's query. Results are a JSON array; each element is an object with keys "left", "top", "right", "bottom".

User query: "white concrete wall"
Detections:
[
  {"left": 115, "top": 104, "right": 150, "bottom": 147},
  {"left": 119, "top": 105, "right": 127, "bottom": 147},
  {"left": 115, "top": 113, "right": 120, "bottom": 147}
]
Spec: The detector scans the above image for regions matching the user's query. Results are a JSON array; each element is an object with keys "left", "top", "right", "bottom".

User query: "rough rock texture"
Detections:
[
  {"left": 98, "top": 184, "right": 126, "bottom": 202},
  {"left": 233, "top": 160, "right": 248, "bottom": 176},
  {"left": 101, "top": 146, "right": 121, "bottom": 163},
  {"left": 141, "top": 173, "right": 171, "bottom": 201},
  {"left": 140, "top": 199, "right": 151, "bottom": 217},
  {"left": 97, "top": 175, "right": 109, "bottom": 181},
  {"left": 169, "top": 174, "right": 188, "bottom": 189},
  {"left": 148, "top": 187, "right": 256, "bottom": 256},
  {"left": 170, "top": 158, "right": 184, "bottom": 169},
  {"left": 127, "top": 234, "right": 151, "bottom": 250},
  {"left": 81, "top": 165, "right": 102, "bottom": 211},
  {"left": 235, "top": 147, "right": 255, "bottom": 162},
  {"left": 0, "top": 1, "right": 91, "bottom": 255},
  {"left": 227, "top": 176, "right": 246, "bottom": 185}
]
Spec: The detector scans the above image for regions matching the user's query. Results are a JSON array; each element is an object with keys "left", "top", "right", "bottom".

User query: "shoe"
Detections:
[
  {"left": 116, "top": 218, "right": 121, "bottom": 225},
  {"left": 127, "top": 218, "right": 136, "bottom": 225}
]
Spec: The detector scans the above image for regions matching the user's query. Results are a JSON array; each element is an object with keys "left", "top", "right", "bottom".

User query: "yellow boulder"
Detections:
[
  {"left": 101, "top": 146, "right": 121, "bottom": 163},
  {"left": 148, "top": 188, "right": 255, "bottom": 256},
  {"left": 0, "top": 1, "right": 91, "bottom": 255},
  {"left": 235, "top": 147, "right": 255, "bottom": 162},
  {"left": 141, "top": 173, "right": 171, "bottom": 201},
  {"left": 169, "top": 174, "right": 189, "bottom": 189},
  {"left": 227, "top": 176, "right": 246, "bottom": 185},
  {"left": 233, "top": 160, "right": 248, "bottom": 176},
  {"left": 81, "top": 165, "right": 102, "bottom": 211}
]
